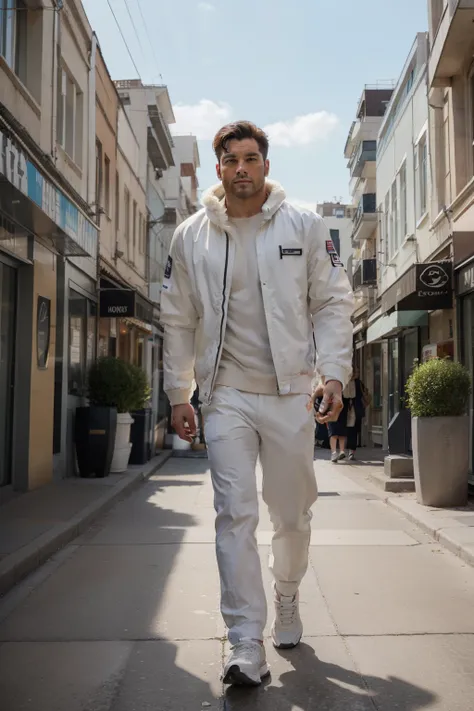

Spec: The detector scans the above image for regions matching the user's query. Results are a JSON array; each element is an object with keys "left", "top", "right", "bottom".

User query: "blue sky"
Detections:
[{"left": 83, "top": 0, "right": 428, "bottom": 208}]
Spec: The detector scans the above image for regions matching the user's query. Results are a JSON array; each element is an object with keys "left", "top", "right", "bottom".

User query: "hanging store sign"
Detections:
[
  {"left": 100, "top": 289, "right": 136, "bottom": 318},
  {"left": 415, "top": 262, "right": 453, "bottom": 308},
  {"left": 382, "top": 261, "right": 453, "bottom": 312}
]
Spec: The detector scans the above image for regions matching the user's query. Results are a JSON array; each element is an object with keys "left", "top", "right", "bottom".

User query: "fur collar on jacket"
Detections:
[{"left": 201, "top": 179, "right": 286, "bottom": 230}]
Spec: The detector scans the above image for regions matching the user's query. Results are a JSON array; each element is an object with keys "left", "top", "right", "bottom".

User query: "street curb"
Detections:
[
  {"left": 0, "top": 451, "right": 173, "bottom": 598},
  {"left": 385, "top": 496, "right": 474, "bottom": 568}
]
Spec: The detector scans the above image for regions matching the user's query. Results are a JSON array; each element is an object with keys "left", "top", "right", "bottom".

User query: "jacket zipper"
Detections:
[{"left": 209, "top": 231, "right": 230, "bottom": 397}]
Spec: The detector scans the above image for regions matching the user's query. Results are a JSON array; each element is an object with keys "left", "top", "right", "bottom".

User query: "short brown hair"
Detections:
[{"left": 213, "top": 121, "right": 269, "bottom": 161}]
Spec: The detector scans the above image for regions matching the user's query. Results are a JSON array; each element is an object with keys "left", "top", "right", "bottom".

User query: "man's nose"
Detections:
[{"left": 236, "top": 163, "right": 247, "bottom": 174}]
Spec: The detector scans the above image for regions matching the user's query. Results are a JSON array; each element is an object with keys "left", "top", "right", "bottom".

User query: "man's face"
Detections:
[{"left": 216, "top": 138, "right": 269, "bottom": 199}]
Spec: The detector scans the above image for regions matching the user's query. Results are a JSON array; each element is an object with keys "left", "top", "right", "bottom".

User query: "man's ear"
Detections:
[
  {"left": 216, "top": 162, "right": 222, "bottom": 180},
  {"left": 264, "top": 159, "right": 270, "bottom": 177}
]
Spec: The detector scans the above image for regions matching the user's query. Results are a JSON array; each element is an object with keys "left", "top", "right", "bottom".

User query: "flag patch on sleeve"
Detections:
[
  {"left": 164, "top": 255, "right": 173, "bottom": 279},
  {"left": 326, "top": 240, "right": 343, "bottom": 267}
]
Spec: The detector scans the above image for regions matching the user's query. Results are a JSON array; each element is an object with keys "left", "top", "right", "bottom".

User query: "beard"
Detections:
[{"left": 224, "top": 174, "right": 266, "bottom": 200}]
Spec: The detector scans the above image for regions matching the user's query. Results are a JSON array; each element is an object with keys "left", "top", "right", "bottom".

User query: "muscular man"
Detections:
[{"left": 161, "top": 121, "right": 354, "bottom": 686}]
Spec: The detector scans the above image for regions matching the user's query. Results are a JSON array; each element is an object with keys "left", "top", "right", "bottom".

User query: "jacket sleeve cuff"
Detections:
[
  {"left": 319, "top": 365, "right": 350, "bottom": 388},
  {"left": 167, "top": 388, "right": 194, "bottom": 407}
]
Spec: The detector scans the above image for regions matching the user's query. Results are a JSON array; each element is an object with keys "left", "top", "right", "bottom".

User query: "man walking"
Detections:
[{"left": 161, "top": 121, "right": 354, "bottom": 686}]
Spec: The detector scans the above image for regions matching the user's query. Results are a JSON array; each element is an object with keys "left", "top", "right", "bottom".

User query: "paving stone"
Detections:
[
  {"left": 112, "top": 640, "right": 222, "bottom": 710},
  {"left": 0, "top": 641, "right": 132, "bottom": 711},
  {"left": 310, "top": 545, "right": 474, "bottom": 635},
  {"left": 347, "top": 634, "right": 474, "bottom": 710},
  {"left": 0, "top": 544, "right": 220, "bottom": 641}
]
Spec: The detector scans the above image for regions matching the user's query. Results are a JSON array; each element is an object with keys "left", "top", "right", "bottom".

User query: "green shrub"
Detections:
[
  {"left": 405, "top": 358, "right": 471, "bottom": 418},
  {"left": 88, "top": 357, "right": 151, "bottom": 413}
]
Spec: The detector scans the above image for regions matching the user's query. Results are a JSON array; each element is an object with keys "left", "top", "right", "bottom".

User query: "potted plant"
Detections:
[
  {"left": 88, "top": 357, "right": 151, "bottom": 473},
  {"left": 75, "top": 401, "right": 117, "bottom": 479},
  {"left": 405, "top": 358, "right": 471, "bottom": 507}
]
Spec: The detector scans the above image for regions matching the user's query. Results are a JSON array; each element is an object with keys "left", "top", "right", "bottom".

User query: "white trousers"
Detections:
[{"left": 203, "top": 386, "right": 318, "bottom": 645}]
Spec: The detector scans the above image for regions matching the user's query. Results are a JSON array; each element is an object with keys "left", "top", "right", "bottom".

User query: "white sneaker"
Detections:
[
  {"left": 271, "top": 585, "right": 303, "bottom": 649},
  {"left": 223, "top": 639, "right": 269, "bottom": 686},
  {"left": 331, "top": 451, "right": 339, "bottom": 463},
  {"left": 337, "top": 451, "right": 346, "bottom": 462}
]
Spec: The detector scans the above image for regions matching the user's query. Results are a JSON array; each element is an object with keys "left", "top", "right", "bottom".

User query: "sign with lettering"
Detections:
[
  {"left": 415, "top": 262, "right": 453, "bottom": 310},
  {"left": 0, "top": 127, "right": 97, "bottom": 258},
  {"left": 100, "top": 289, "right": 136, "bottom": 318}
]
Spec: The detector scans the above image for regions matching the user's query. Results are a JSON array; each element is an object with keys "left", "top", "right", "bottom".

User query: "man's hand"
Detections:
[
  {"left": 315, "top": 380, "right": 343, "bottom": 424},
  {"left": 171, "top": 403, "right": 197, "bottom": 442}
]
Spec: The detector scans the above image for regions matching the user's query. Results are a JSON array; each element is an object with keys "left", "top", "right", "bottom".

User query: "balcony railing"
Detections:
[
  {"left": 349, "top": 140, "right": 377, "bottom": 178},
  {"left": 352, "top": 194, "right": 378, "bottom": 243},
  {"left": 148, "top": 105, "right": 175, "bottom": 169},
  {"left": 352, "top": 258, "right": 377, "bottom": 290}
]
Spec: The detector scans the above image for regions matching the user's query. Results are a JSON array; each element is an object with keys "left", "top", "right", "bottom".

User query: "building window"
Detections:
[
  {"left": 104, "top": 155, "right": 110, "bottom": 216},
  {"left": 115, "top": 171, "right": 120, "bottom": 233},
  {"left": 57, "top": 66, "right": 84, "bottom": 167},
  {"left": 470, "top": 70, "right": 474, "bottom": 175},
  {"left": 0, "top": 0, "right": 25, "bottom": 75},
  {"left": 132, "top": 200, "right": 137, "bottom": 261},
  {"left": 415, "top": 133, "right": 428, "bottom": 221},
  {"left": 95, "top": 140, "right": 102, "bottom": 217},
  {"left": 399, "top": 162, "right": 407, "bottom": 239},
  {"left": 124, "top": 186, "right": 130, "bottom": 259},
  {"left": 329, "top": 229, "right": 340, "bottom": 256},
  {"left": 390, "top": 180, "right": 398, "bottom": 258},
  {"left": 140, "top": 217, "right": 147, "bottom": 254},
  {"left": 383, "top": 194, "right": 389, "bottom": 264},
  {"left": 68, "top": 290, "right": 97, "bottom": 396}
]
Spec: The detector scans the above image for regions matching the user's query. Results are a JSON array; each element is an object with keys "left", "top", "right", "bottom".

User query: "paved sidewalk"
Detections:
[
  {"left": 1, "top": 453, "right": 474, "bottom": 709},
  {"left": 332, "top": 447, "right": 474, "bottom": 568},
  {"left": 0, "top": 452, "right": 172, "bottom": 596}
]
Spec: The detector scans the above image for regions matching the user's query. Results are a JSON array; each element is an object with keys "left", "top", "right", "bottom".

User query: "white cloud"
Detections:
[
  {"left": 288, "top": 198, "right": 317, "bottom": 212},
  {"left": 264, "top": 112, "right": 339, "bottom": 147},
  {"left": 171, "top": 100, "right": 232, "bottom": 140},
  {"left": 198, "top": 2, "right": 215, "bottom": 11}
]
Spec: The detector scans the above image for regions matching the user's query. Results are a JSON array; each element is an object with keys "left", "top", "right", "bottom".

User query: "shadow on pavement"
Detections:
[
  {"left": 224, "top": 643, "right": 437, "bottom": 710},
  {"left": 0, "top": 467, "right": 222, "bottom": 711}
]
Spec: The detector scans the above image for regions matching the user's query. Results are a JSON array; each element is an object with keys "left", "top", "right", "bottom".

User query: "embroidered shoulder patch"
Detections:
[
  {"left": 326, "top": 240, "right": 343, "bottom": 267},
  {"left": 164, "top": 255, "right": 173, "bottom": 279}
]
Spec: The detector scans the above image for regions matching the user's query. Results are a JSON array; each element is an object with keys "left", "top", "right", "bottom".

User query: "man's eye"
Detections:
[{"left": 247, "top": 157, "right": 257, "bottom": 162}]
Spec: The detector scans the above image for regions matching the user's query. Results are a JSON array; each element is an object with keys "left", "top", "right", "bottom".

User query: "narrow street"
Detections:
[{"left": 1, "top": 455, "right": 474, "bottom": 710}]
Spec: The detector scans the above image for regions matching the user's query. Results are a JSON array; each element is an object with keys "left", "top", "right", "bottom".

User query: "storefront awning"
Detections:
[
  {"left": 381, "top": 262, "right": 453, "bottom": 313},
  {"left": 453, "top": 230, "right": 474, "bottom": 269},
  {"left": 367, "top": 311, "right": 428, "bottom": 344},
  {"left": 0, "top": 113, "right": 98, "bottom": 258}
]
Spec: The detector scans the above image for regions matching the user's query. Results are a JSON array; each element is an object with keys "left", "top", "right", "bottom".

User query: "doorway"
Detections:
[{"left": 0, "top": 261, "right": 17, "bottom": 486}]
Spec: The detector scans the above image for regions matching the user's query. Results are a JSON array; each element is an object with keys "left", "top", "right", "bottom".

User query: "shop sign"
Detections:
[
  {"left": 100, "top": 289, "right": 136, "bottom": 318},
  {"left": 415, "top": 262, "right": 453, "bottom": 309},
  {"left": 37, "top": 296, "right": 51, "bottom": 369},
  {"left": 0, "top": 127, "right": 97, "bottom": 257},
  {"left": 458, "top": 263, "right": 474, "bottom": 296}
]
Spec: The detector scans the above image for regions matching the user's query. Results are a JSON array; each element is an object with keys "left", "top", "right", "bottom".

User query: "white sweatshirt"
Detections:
[
  {"left": 215, "top": 214, "right": 279, "bottom": 395},
  {"left": 160, "top": 180, "right": 354, "bottom": 407}
]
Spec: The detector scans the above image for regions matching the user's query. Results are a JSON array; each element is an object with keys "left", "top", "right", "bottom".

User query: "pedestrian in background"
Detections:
[{"left": 160, "top": 121, "right": 354, "bottom": 686}]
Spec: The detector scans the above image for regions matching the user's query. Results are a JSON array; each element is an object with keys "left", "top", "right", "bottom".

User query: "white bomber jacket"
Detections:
[{"left": 160, "top": 180, "right": 355, "bottom": 406}]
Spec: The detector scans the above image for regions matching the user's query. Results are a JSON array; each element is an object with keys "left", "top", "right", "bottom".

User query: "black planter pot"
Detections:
[
  {"left": 129, "top": 409, "right": 152, "bottom": 465},
  {"left": 75, "top": 406, "right": 117, "bottom": 478}
]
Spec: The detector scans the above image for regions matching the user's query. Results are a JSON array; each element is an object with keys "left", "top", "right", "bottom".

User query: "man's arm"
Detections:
[
  {"left": 307, "top": 215, "right": 354, "bottom": 420},
  {"left": 160, "top": 229, "right": 198, "bottom": 440}
]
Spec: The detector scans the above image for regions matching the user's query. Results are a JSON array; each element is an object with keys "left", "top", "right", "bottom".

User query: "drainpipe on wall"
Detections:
[
  {"left": 50, "top": 1, "right": 61, "bottom": 161},
  {"left": 88, "top": 33, "right": 100, "bottom": 360},
  {"left": 88, "top": 33, "right": 97, "bottom": 208}
]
